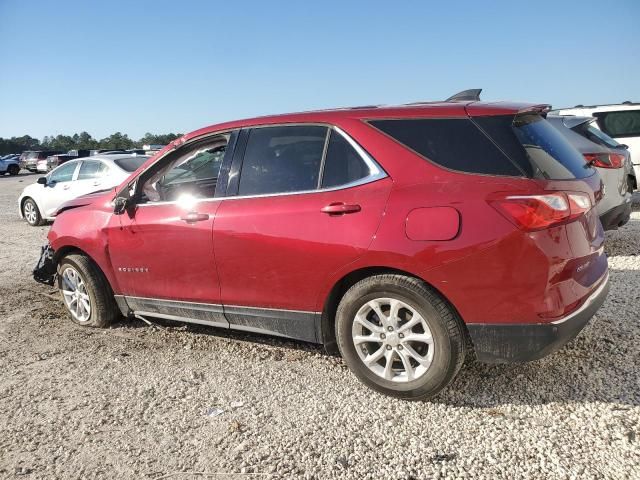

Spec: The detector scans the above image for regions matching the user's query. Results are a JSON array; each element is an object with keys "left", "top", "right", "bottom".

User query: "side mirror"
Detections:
[
  {"left": 114, "top": 197, "right": 130, "bottom": 215},
  {"left": 37, "top": 177, "right": 48, "bottom": 186},
  {"left": 617, "top": 144, "right": 629, "bottom": 150}
]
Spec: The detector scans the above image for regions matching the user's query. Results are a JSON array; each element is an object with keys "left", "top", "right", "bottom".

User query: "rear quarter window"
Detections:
[{"left": 369, "top": 118, "right": 523, "bottom": 176}]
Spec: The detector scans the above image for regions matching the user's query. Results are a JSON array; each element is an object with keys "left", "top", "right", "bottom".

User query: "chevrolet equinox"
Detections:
[{"left": 34, "top": 92, "right": 610, "bottom": 400}]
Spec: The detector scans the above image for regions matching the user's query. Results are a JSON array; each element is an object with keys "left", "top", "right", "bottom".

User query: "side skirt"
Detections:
[{"left": 115, "top": 295, "right": 321, "bottom": 344}]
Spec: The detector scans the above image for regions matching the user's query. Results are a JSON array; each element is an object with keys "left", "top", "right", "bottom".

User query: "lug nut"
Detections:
[
  {"left": 386, "top": 345, "right": 392, "bottom": 350},
  {"left": 380, "top": 333, "right": 386, "bottom": 339},
  {"left": 398, "top": 333, "right": 404, "bottom": 339},
  {"left": 387, "top": 326, "right": 393, "bottom": 332},
  {"left": 398, "top": 345, "right": 403, "bottom": 350}
]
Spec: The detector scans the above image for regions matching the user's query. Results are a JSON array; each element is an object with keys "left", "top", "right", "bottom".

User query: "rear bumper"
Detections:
[
  {"left": 467, "top": 272, "right": 610, "bottom": 363},
  {"left": 599, "top": 201, "right": 632, "bottom": 231}
]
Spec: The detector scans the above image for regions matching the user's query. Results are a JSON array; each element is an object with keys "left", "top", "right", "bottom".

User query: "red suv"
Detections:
[{"left": 34, "top": 95, "right": 610, "bottom": 400}]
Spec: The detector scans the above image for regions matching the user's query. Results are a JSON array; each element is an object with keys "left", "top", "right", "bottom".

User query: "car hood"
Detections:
[{"left": 54, "top": 188, "right": 117, "bottom": 216}]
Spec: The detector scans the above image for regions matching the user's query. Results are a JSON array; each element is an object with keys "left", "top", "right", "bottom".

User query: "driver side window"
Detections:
[
  {"left": 141, "top": 135, "right": 229, "bottom": 203},
  {"left": 49, "top": 161, "right": 78, "bottom": 183}
]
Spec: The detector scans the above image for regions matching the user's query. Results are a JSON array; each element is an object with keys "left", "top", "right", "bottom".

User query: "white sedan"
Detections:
[{"left": 18, "top": 154, "right": 148, "bottom": 226}]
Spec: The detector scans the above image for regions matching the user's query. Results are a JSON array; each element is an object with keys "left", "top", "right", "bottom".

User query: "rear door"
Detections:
[
  {"left": 73, "top": 159, "right": 111, "bottom": 197},
  {"left": 214, "top": 125, "right": 391, "bottom": 342}
]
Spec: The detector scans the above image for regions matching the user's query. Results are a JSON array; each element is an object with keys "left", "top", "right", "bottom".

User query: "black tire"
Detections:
[
  {"left": 57, "top": 254, "right": 120, "bottom": 328},
  {"left": 22, "top": 198, "right": 43, "bottom": 226},
  {"left": 8, "top": 164, "right": 19, "bottom": 176},
  {"left": 335, "top": 274, "right": 465, "bottom": 400}
]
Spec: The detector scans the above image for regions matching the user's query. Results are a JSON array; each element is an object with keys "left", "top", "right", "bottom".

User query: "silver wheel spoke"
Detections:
[
  {"left": 367, "top": 300, "right": 388, "bottom": 327},
  {"left": 353, "top": 334, "right": 382, "bottom": 345},
  {"left": 364, "top": 346, "right": 386, "bottom": 365},
  {"left": 403, "top": 333, "right": 433, "bottom": 345},
  {"left": 397, "top": 349, "right": 415, "bottom": 381},
  {"left": 388, "top": 298, "right": 402, "bottom": 323},
  {"left": 383, "top": 349, "right": 395, "bottom": 380},
  {"left": 404, "top": 344, "right": 433, "bottom": 368},
  {"left": 60, "top": 266, "right": 91, "bottom": 322},
  {"left": 397, "top": 315, "right": 422, "bottom": 333},
  {"left": 354, "top": 313, "right": 383, "bottom": 334}
]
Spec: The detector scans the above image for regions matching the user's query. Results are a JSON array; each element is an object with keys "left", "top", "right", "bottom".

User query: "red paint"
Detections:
[
  {"left": 47, "top": 100, "right": 608, "bottom": 333},
  {"left": 405, "top": 207, "right": 460, "bottom": 241}
]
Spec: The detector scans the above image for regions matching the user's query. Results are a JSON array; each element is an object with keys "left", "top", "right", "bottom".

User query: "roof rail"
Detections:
[{"left": 445, "top": 88, "right": 482, "bottom": 102}]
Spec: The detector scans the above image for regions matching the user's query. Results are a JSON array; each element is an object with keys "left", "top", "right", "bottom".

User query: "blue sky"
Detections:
[{"left": 1, "top": 0, "right": 638, "bottom": 140}]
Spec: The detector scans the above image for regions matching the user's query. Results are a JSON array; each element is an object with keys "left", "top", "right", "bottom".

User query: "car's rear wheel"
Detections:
[
  {"left": 22, "top": 198, "right": 43, "bottom": 226},
  {"left": 335, "top": 274, "right": 465, "bottom": 400},
  {"left": 8, "top": 164, "right": 19, "bottom": 176},
  {"left": 57, "top": 254, "right": 119, "bottom": 328}
]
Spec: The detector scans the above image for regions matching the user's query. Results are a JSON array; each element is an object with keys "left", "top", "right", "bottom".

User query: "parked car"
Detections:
[
  {"left": 0, "top": 154, "right": 20, "bottom": 175},
  {"left": 547, "top": 115, "right": 632, "bottom": 230},
  {"left": 19, "top": 154, "right": 148, "bottom": 226},
  {"left": 38, "top": 154, "right": 83, "bottom": 173},
  {"left": 19, "top": 150, "right": 63, "bottom": 172},
  {"left": 32, "top": 94, "right": 609, "bottom": 400},
  {"left": 90, "top": 149, "right": 127, "bottom": 156},
  {"left": 553, "top": 102, "right": 640, "bottom": 182}
]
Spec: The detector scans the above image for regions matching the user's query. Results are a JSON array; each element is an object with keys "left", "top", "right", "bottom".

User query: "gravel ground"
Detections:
[{"left": 1, "top": 172, "right": 639, "bottom": 479}]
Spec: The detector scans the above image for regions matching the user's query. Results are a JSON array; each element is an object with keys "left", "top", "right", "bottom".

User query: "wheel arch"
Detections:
[
  {"left": 319, "top": 266, "right": 468, "bottom": 355},
  {"left": 53, "top": 245, "right": 119, "bottom": 294}
]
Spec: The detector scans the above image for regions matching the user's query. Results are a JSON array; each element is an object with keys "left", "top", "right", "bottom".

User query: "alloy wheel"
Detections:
[
  {"left": 352, "top": 297, "right": 435, "bottom": 383},
  {"left": 60, "top": 266, "right": 92, "bottom": 322},
  {"left": 23, "top": 201, "right": 37, "bottom": 225}
]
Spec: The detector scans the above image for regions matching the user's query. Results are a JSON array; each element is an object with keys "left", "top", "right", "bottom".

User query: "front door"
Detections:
[
  {"left": 41, "top": 160, "right": 81, "bottom": 217},
  {"left": 214, "top": 125, "right": 391, "bottom": 342},
  {"left": 106, "top": 133, "right": 235, "bottom": 326}
]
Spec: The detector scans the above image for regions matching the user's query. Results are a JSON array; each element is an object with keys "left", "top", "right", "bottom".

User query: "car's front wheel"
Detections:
[
  {"left": 22, "top": 198, "right": 43, "bottom": 226},
  {"left": 336, "top": 274, "right": 466, "bottom": 400},
  {"left": 57, "top": 254, "right": 120, "bottom": 328}
]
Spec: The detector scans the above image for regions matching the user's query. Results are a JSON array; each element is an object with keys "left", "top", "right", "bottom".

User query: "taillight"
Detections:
[
  {"left": 489, "top": 192, "right": 592, "bottom": 231},
  {"left": 583, "top": 152, "right": 625, "bottom": 169}
]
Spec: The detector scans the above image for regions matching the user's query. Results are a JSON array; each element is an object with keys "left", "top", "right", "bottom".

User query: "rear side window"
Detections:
[
  {"left": 238, "top": 125, "right": 328, "bottom": 196},
  {"left": 369, "top": 118, "right": 522, "bottom": 176},
  {"left": 321, "top": 131, "right": 370, "bottom": 188},
  {"left": 78, "top": 160, "right": 109, "bottom": 180},
  {"left": 594, "top": 110, "right": 640, "bottom": 138}
]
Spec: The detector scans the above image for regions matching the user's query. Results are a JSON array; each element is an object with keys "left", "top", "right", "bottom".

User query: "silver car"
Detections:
[{"left": 548, "top": 115, "right": 633, "bottom": 231}]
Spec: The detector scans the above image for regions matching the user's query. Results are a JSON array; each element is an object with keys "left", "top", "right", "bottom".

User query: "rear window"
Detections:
[
  {"left": 572, "top": 122, "right": 620, "bottom": 149},
  {"left": 473, "top": 115, "right": 595, "bottom": 180},
  {"left": 593, "top": 110, "right": 640, "bottom": 138},
  {"left": 369, "top": 118, "right": 522, "bottom": 176},
  {"left": 114, "top": 156, "right": 147, "bottom": 172}
]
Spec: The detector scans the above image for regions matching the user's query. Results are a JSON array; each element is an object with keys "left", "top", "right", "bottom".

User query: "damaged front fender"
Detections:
[{"left": 33, "top": 244, "right": 56, "bottom": 286}]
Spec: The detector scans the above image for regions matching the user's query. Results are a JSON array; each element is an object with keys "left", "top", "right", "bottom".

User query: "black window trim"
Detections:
[
  {"left": 593, "top": 110, "right": 640, "bottom": 139},
  {"left": 365, "top": 116, "right": 531, "bottom": 179},
  {"left": 224, "top": 122, "right": 387, "bottom": 200}
]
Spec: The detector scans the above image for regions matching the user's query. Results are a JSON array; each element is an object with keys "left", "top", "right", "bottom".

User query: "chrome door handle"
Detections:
[
  {"left": 321, "top": 202, "right": 361, "bottom": 215},
  {"left": 180, "top": 212, "right": 209, "bottom": 224}
]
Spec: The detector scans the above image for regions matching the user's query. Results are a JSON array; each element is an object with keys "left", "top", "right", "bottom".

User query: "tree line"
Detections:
[{"left": 0, "top": 132, "right": 182, "bottom": 156}]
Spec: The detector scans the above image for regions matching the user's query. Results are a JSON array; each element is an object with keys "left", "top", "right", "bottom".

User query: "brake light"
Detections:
[
  {"left": 583, "top": 152, "right": 625, "bottom": 169},
  {"left": 489, "top": 192, "right": 592, "bottom": 231}
]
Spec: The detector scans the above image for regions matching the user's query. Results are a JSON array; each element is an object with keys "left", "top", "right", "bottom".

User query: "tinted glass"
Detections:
[
  {"left": 238, "top": 125, "right": 327, "bottom": 196},
  {"left": 114, "top": 156, "right": 148, "bottom": 172},
  {"left": 572, "top": 122, "right": 620, "bottom": 149},
  {"left": 594, "top": 110, "right": 640, "bottom": 138},
  {"left": 78, "top": 160, "right": 109, "bottom": 180},
  {"left": 321, "top": 131, "right": 370, "bottom": 188},
  {"left": 49, "top": 161, "right": 77, "bottom": 183},
  {"left": 511, "top": 114, "right": 594, "bottom": 179},
  {"left": 370, "top": 118, "right": 522, "bottom": 176}
]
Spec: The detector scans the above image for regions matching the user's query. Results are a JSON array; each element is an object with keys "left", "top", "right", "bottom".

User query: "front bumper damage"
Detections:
[{"left": 33, "top": 244, "right": 56, "bottom": 286}]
